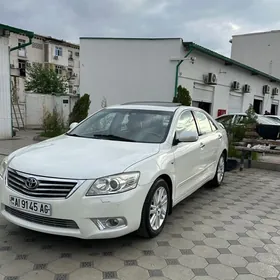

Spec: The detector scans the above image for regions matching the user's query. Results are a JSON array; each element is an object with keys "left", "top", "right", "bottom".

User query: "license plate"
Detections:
[{"left": 9, "top": 196, "right": 51, "bottom": 216}]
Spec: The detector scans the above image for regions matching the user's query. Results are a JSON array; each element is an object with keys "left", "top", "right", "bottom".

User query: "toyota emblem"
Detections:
[{"left": 25, "top": 177, "right": 39, "bottom": 189}]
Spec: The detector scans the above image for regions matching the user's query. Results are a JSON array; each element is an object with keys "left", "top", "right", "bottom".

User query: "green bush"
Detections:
[
  {"left": 69, "top": 93, "right": 91, "bottom": 124},
  {"left": 41, "top": 108, "right": 66, "bottom": 138},
  {"left": 173, "top": 86, "right": 192, "bottom": 106}
]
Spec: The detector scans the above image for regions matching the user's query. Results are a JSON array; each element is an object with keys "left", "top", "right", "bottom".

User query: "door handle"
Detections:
[{"left": 200, "top": 142, "right": 205, "bottom": 148}]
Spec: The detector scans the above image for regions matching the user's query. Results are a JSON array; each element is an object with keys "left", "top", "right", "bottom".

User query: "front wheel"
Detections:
[
  {"left": 137, "top": 179, "right": 170, "bottom": 238},
  {"left": 208, "top": 153, "right": 225, "bottom": 188}
]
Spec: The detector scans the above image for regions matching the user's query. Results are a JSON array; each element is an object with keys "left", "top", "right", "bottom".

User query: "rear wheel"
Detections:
[
  {"left": 137, "top": 178, "right": 170, "bottom": 238},
  {"left": 208, "top": 153, "right": 225, "bottom": 188}
]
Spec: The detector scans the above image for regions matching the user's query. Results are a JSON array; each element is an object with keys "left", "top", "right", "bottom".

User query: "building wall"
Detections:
[
  {"left": 80, "top": 38, "right": 280, "bottom": 117},
  {"left": 179, "top": 49, "right": 280, "bottom": 117},
  {"left": 25, "top": 93, "right": 79, "bottom": 128},
  {"left": 231, "top": 32, "right": 280, "bottom": 78},
  {"left": 80, "top": 38, "right": 182, "bottom": 113},
  {"left": 0, "top": 36, "right": 12, "bottom": 139}
]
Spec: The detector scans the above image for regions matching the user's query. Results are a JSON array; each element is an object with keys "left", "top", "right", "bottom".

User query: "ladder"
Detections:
[{"left": 11, "top": 77, "right": 25, "bottom": 130}]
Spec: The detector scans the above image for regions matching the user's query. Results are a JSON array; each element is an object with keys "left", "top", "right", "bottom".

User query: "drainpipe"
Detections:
[
  {"left": 10, "top": 35, "right": 33, "bottom": 52},
  {"left": 174, "top": 47, "right": 193, "bottom": 97}
]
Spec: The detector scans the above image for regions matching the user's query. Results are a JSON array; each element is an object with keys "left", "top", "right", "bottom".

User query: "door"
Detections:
[
  {"left": 192, "top": 84, "right": 214, "bottom": 115},
  {"left": 271, "top": 100, "right": 279, "bottom": 115},
  {"left": 173, "top": 110, "right": 201, "bottom": 202},
  {"left": 253, "top": 96, "right": 263, "bottom": 114},
  {"left": 193, "top": 110, "right": 221, "bottom": 179},
  {"left": 62, "top": 98, "right": 70, "bottom": 125},
  {"left": 228, "top": 93, "right": 243, "bottom": 113}
]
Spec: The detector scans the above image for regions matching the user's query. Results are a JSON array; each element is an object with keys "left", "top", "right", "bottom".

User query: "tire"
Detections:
[
  {"left": 137, "top": 178, "right": 170, "bottom": 238},
  {"left": 208, "top": 153, "right": 226, "bottom": 188}
]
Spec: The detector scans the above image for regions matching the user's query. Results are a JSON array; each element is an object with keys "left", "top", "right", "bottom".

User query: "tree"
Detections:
[
  {"left": 69, "top": 93, "right": 91, "bottom": 124},
  {"left": 25, "top": 63, "right": 66, "bottom": 94},
  {"left": 173, "top": 85, "right": 192, "bottom": 106}
]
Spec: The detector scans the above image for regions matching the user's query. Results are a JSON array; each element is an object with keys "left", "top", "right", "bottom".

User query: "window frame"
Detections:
[
  {"left": 55, "top": 46, "right": 63, "bottom": 57},
  {"left": 173, "top": 109, "right": 199, "bottom": 140},
  {"left": 192, "top": 110, "right": 214, "bottom": 136}
]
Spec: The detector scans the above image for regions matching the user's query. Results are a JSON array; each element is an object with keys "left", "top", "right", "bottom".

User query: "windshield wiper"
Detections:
[
  {"left": 93, "top": 134, "right": 135, "bottom": 142},
  {"left": 65, "top": 132, "right": 84, "bottom": 137}
]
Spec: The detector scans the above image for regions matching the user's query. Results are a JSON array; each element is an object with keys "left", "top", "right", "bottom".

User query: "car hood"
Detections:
[{"left": 8, "top": 135, "right": 160, "bottom": 179}]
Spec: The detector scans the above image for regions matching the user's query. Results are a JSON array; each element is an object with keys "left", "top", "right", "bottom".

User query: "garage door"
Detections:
[
  {"left": 192, "top": 87, "right": 213, "bottom": 103},
  {"left": 228, "top": 94, "right": 243, "bottom": 113}
]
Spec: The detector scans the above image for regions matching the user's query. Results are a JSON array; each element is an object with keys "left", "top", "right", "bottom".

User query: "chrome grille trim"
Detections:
[
  {"left": 5, "top": 206, "right": 79, "bottom": 229},
  {"left": 7, "top": 168, "right": 78, "bottom": 198}
]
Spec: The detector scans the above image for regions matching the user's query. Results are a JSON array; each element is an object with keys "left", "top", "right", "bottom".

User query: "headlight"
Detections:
[
  {"left": 0, "top": 156, "right": 8, "bottom": 179},
  {"left": 86, "top": 172, "right": 140, "bottom": 196}
]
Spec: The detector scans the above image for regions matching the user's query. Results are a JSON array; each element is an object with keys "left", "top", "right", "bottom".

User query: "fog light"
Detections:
[{"left": 91, "top": 217, "right": 127, "bottom": 231}]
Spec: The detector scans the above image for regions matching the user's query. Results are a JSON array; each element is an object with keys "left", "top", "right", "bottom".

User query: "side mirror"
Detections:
[
  {"left": 177, "top": 130, "right": 199, "bottom": 143},
  {"left": 69, "top": 122, "right": 79, "bottom": 130}
]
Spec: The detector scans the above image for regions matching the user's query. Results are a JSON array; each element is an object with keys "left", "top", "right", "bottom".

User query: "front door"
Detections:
[
  {"left": 172, "top": 110, "right": 201, "bottom": 202},
  {"left": 193, "top": 110, "right": 221, "bottom": 179}
]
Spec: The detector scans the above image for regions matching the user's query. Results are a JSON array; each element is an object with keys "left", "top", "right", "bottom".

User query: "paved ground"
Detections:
[
  {"left": 0, "top": 130, "right": 38, "bottom": 156},
  {"left": 0, "top": 169, "right": 280, "bottom": 280}
]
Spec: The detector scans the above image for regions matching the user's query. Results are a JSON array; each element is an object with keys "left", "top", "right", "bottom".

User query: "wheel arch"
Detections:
[{"left": 157, "top": 174, "right": 173, "bottom": 215}]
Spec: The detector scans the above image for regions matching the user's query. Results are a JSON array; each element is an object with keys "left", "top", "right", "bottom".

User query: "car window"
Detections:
[
  {"left": 176, "top": 111, "right": 198, "bottom": 135},
  {"left": 193, "top": 111, "right": 212, "bottom": 135},
  {"left": 209, "top": 119, "right": 218, "bottom": 131},
  {"left": 234, "top": 115, "right": 247, "bottom": 124},
  {"left": 216, "top": 115, "right": 233, "bottom": 126}
]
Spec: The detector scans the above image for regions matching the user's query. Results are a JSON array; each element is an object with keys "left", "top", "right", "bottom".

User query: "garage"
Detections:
[
  {"left": 192, "top": 83, "right": 214, "bottom": 114},
  {"left": 228, "top": 93, "right": 243, "bottom": 114}
]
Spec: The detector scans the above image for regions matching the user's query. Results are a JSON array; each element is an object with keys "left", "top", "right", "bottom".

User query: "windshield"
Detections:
[{"left": 67, "top": 108, "right": 174, "bottom": 143}]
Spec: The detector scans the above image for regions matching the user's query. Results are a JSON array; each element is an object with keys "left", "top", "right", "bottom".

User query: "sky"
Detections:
[{"left": 1, "top": 0, "right": 280, "bottom": 56}]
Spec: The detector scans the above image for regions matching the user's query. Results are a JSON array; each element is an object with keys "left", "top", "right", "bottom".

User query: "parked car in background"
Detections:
[
  {"left": 264, "top": 115, "right": 280, "bottom": 122},
  {"left": 0, "top": 102, "right": 228, "bottom": 239},
  {"left": 216, "top": 113, "right": 280, "bottom": 140}
]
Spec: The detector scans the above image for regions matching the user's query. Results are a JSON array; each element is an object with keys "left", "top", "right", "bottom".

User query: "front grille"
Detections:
[
  {"left": 5, "top": 206, "right": 79, "bottom": 229},
  {"left": 7, "top": 168, "right": 77, "bottom": 198}
]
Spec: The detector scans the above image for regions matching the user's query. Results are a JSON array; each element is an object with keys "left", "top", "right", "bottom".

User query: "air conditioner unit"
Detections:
[
  {"left": 53, "top": 56, "right": 58, "bottom": 60},
  {"left": 75, "top": 52, "right": 79, "bottom": 57},
  {"left": 204, "top": 73, "right": 217, "bottom": 85},
  {"left": 10, "top": 64, "right": 15, "bottom": 68},
  {"left": 263, "top": 85, "right": 271, "bottom": 94},
  {"left": 272, "top": 87, "right": 279, "bottom": 96},
  {"left": 231, "top": 81, "right": 240, "bottom": 90},
  {"left": 73, "top": 90, "right": 77, "bottom": 94},
  {"left": 243, "top": 84, "right": 251, "bottom": 93}
]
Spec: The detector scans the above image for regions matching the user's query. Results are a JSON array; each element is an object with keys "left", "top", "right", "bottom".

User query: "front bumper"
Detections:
[{"left": 0, "top": 176, "right": 149, "bottom": 239}]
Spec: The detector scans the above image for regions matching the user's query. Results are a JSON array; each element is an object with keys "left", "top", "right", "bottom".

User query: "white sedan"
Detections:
[{"left": 0, "top": 102, "right": 228, "bottom": 239}]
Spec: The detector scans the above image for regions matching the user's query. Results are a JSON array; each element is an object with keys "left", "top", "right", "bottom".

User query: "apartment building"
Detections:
[{"left": 9, "top": 31, "right": 80, "bottom": 103}]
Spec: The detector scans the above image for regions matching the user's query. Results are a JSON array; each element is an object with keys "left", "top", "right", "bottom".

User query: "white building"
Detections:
[
  {"left": 0, "top": 24, "right": 34, "bottom": 139},
  {"left": 9, "top": 31, "right": 80, "bottom": 104},
  {"left": 80, "top": 38, "right": 280, "bottom": 117},
  {"left": 231, "top": 31, "right": 280, "bottom": 78}
]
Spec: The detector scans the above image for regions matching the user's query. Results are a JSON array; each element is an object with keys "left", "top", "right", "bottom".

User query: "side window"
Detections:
[
  {"left": 217, "top": 115, "right": 233, "bottom": 126},
  {"left": 193, "top": 111, "right": 212, "bottom": 135},
  {"left": 209, "top": 119, "right": 218, "bottom": 131},
  {"left": 176, "top": 111, "right": 198, "bottom": 134}
]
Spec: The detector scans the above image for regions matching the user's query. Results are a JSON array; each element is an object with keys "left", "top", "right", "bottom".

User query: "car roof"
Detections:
[{"left": 108, "top": 102, "right": 199, "bottom": 112}]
